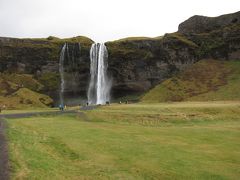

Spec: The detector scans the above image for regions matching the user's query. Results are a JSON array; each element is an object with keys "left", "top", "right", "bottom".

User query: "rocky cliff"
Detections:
[
  {"left": 0, "top": 36, "right": 93, "bottom": 106},
  {"left": 106, "top": 34, "right": 198, "bottom": 98},
  {"left": 178, "top": 11, "right": 240, "bottom": 34},
  {"left": 0, "top": 11, "right": 239, "bottom": 107},
  {"left": 107, "top": 11, "right": 240, "bottom": 98}
]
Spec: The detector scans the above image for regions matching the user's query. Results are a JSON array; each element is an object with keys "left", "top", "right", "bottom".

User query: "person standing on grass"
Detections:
[{"left": 59, "top": 104, "right": 64, "bottom": 111}]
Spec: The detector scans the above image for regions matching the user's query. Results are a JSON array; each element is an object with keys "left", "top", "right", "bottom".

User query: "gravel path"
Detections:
[
  {"left": 0, "top": 110, "right": 77, "bottom": 119},
  {"left": 80, "top": 105, "right": 98, "bottom": 111},
  {"left": 0, "top": 119, "right": 9, "bottom": 180}
]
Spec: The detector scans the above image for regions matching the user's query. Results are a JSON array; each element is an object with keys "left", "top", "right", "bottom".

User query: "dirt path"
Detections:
[
  {"left": 0, "top": 119, "right": 9, "bottom": 180},
  {"left": 0, "top": 110, "right": 77, "bottom": 119},
  {"left": 80, "top": 105, "right": 97, "bottom": 111}
]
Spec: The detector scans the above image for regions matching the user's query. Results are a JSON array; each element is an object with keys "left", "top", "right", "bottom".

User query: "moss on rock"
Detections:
[
  {"left": 0, "top": 88, "right": 53, "bottom": 109},
  {"left": 142, "top": 59, "right": 240, "bottom": 102},
  {"left": 1, "top": 73, "right": 44, "bottom": 92},
  {"left": 38, "top": 72, "right": 59, "bottom": 92}
]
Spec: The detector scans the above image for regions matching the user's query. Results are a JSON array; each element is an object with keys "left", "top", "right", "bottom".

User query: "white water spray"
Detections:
[
  {"left": 59, "top": 43, "right": 67, "bottom": 106},
  {"left": 88, "top": 43, "right": 110, "bottom": 104}
]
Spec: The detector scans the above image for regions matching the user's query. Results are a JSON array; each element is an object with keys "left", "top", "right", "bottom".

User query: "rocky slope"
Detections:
[
  {"left": 142, "top": 59, "right": 240, "bottom": 102},
  {"left": 0, "top": 11, "right": 239, "bottom": 107}
]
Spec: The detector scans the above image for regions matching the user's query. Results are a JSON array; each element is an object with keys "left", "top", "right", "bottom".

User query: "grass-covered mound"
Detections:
[
  {"left": 1, "top": 73, "right": 44, "bottom": 92},
  {"left": 6, "top": 102, "right": 240, "bottom": 179},
  {"left": 0, "top": 74, "right": 53, "bottom": 109},
  {"left": 0, "top": 88, "right": 53, "bottom": 109},
  {"left": 142, "top": 59, "right": 240, "bottom": 102}
]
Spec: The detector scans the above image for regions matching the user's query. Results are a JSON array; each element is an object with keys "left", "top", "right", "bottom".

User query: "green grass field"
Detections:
[{"left": 6, "top": 102, "right": 240, "bottom": 179}]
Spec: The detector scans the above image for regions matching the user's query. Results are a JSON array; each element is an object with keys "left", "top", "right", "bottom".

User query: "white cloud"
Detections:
[{"left": 0, "top": 0, "right": 239, "bottom": 42}]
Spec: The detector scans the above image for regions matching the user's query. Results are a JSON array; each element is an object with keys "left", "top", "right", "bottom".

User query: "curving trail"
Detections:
[{"left": 0, "top": 119, "right": 9, "bottom": 180}]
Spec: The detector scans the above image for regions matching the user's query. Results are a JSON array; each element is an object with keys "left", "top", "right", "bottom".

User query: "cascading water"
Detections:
[
  {"left": 59, "top": 43, "right": 67, "bottom": 106},
  {"left": 88, "top": 43, "right": 110, "bottom": 104}
]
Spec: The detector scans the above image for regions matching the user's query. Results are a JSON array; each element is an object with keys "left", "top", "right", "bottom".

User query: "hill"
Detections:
[
  {"left": 142, "top": 59, "right": 240, "bottom": 102},
  {"left": 0, "top": 73, "right": 53, "bottom": 109}
]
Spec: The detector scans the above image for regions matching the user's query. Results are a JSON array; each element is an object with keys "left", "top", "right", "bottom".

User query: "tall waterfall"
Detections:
[
  {"left": 59, "top": 43, "right": 67, "bottom": 106},
  {"left": 88, "top": 43, "right": 110, "bottom": 104}
]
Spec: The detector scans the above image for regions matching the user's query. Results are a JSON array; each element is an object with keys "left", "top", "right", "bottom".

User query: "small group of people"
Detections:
[
  {"left": 85, "top": 101, "right": 110, "bottom": 106},
  {"left": 58, "top": 100, "right": 131, "bottom": 110},
  {"left": 59, "top": 104, "right": 67, "bottom": 111}
]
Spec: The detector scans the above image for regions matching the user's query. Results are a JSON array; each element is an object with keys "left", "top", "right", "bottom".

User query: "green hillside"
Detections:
[
  {"left": 0, "top": 73, "right": 53, "bottom": 109},
  {"left": 142, "top": 59, "right": 240, "bottom": 102}
]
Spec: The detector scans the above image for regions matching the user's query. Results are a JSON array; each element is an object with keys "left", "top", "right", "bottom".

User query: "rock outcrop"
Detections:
[
  {"left": 106, "top": 34, "right": 198, "bottom": 97},
  {"left": 106, "top": 11, "right": 240, "bottom": 97},
  {"left": 178, "top": 11, "right": 240, "bottom": 34}
]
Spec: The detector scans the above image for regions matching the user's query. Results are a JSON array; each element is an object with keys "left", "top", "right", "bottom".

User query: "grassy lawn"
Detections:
[{"left": 6, "top": 102, "right": 240, "bottom": 179}]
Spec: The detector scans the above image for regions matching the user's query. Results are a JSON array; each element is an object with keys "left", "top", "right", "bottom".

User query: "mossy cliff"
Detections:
[
  {"left": 0, "top": 11, "right": 239, "bottom": 107},
  {"left": 142, "top": 59, "right": 240, "bottom": 102},
  {"left": 106, "top": 11, "right": 240, "bottom": 98},
  {"left": 0, "top": 36, "right": 93, "bottom": 107},
  {"left": 106, "top": 33, "right": 198, "bottom": 97}
]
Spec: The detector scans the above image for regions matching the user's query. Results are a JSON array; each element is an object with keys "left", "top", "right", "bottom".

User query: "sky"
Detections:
[{"left": 0, "top": 0, "right": 239, "bottom": 42}]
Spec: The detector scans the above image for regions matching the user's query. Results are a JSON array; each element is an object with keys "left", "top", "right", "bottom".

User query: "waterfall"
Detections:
[
  {"left": 88, "top": 43, "right": 110, "bottom": 104},
  {"left": 59, "top": 43, "right": 67, "bottom": 106}
]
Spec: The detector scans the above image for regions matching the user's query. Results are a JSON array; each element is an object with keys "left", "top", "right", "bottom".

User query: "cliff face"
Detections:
[
  {"left": 178, "top": 11, "right": 240, "bottom": 60},
  {"left": 178, "top": 11, "right": 240, "bottom": 34},
  {"left": 0, "top": 36, "right": 93, "bottom": 104},
  {"left": 106, "top": 35, "right": 198, "bottom": 97},
  {"left": 0, "top": 11, "right": 239, "bottom": 106},
  {"left": 107, "top": 11, "right": 240, "bottom": 97}
]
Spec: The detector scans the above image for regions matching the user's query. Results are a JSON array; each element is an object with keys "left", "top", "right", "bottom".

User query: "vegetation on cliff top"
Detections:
[
  {"left": 106, "top": 35, "right": 164, "bottom": 62},
  {"left": 105, "top": 32, "right": 198, "bottom": 62},
  {"left": 23, "top": 35, "right": 94, "bottom": 46},
  {"left": 109, "top": 36, "right": 163, "bottom": 43},
  {"left": 142, "top": 59, "right": 240, "bottom": 102},
  {"left": 164, "top": 32, "right": 198, "bottom": 48},
  {"left": 0, "top": 35, "right": 93, "bottom": 64}
]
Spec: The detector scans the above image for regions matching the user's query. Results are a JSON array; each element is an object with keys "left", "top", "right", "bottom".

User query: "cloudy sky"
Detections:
[{"left": 0, "top": 0, "right": 239, "bottom": 42}]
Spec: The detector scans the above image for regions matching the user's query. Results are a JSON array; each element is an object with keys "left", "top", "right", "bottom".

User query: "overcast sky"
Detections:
[{"left": 0, "top": 0, "right": 239, "bottom": 42}]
